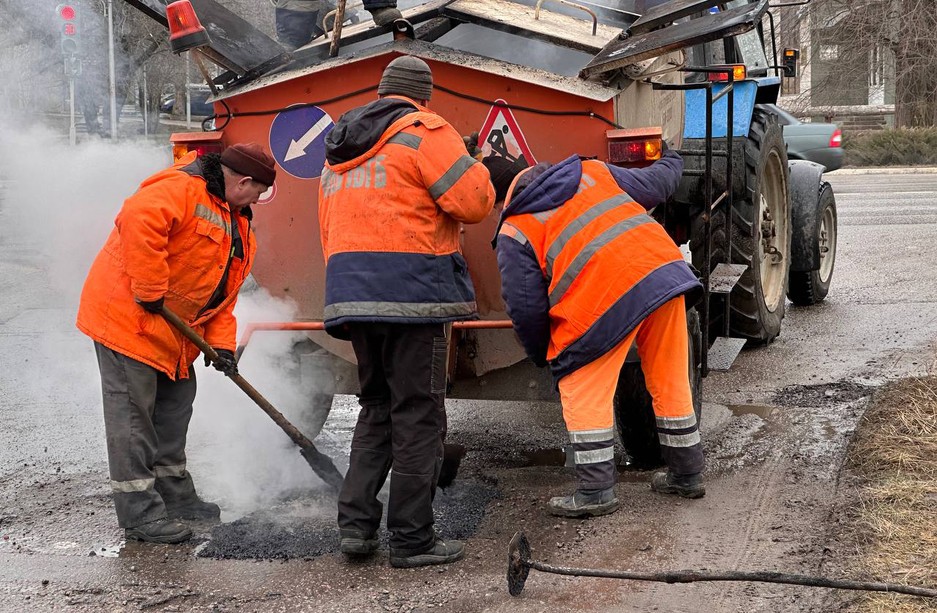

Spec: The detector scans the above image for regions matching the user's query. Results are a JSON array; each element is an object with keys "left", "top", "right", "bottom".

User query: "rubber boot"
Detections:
[
  {"left": 390, "top": 538, "right": 464, "bottom": 568},
  {"left": 548, "top": 487, "right": 619, "bottom": 518},
  {"left": 340, "top": 529, "right": 380, "bottom": 557},
  {"left": 125, "top": 518, "right": 192, "bottom": 544},
  {"left": 166, "top": 498, "right": 221, "bottom": 521},
  {"left": 368, "top": 7, "right": 402, "bottom": 25},
  {"left": 650, "top": 471, "right": 705, "bottom": 499}
]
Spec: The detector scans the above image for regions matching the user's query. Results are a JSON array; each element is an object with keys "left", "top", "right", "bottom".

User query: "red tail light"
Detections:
[
  {"left": 607, "top": 127, "right": 663, "bottom": 166},
  {"left": 829, "top": 128, "right": 842, "bottom": 148},
  {"left": 170, "top": 132, "right": 224, "bottom": 162},
  {"left": 708, "top": 65, "right": 747, "bottom": 82}
]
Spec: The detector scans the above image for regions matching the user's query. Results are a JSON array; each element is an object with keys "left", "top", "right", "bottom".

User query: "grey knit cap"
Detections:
[{"left": 377, "top": 56, "right": 433, "bottom": 102}]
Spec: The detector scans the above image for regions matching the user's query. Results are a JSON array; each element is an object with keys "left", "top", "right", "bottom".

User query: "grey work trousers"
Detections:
[
  {"left": 94, "top": 342, "right": 199, "bottom": 528},
  {"left": 337, "top": 323, "right": 447, "bottom": 555}
]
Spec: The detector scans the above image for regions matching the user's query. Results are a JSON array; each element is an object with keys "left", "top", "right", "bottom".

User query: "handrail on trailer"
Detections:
[
  {"left": 652, "top": 65, "right": 737, "bottom": 375},
  {"left": 235, "top": 319, "right": 514, "bottom": 361}
]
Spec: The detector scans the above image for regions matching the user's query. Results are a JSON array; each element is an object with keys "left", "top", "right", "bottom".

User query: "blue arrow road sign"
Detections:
[{"left": 269, "top": 105, "right": 334, "bottom": 180}]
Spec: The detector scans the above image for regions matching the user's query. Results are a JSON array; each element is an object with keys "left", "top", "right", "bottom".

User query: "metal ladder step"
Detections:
[
  {"left": 707, "top": 336, "right": 747, "bottom": 372},
  {"left": 709, "top": 263, "right": 747, "bottom": 295}
]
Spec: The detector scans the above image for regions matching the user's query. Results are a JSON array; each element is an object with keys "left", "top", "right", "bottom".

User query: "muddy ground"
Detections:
[{"left": 2, "top": 172, "right": 937, "bottom": 612}]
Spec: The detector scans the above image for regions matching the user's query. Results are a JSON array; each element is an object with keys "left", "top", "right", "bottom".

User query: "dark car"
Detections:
[
  {"left": 766, "top": 103, "right": 843, "bottom": 171},
  {"left": 159, "top": 87, "right": 215, "bottom": 117}
]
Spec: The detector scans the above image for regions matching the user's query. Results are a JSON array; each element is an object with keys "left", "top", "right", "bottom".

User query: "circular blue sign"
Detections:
[{"left": 269, "top": 105, "right": 334, "bottom": 180}]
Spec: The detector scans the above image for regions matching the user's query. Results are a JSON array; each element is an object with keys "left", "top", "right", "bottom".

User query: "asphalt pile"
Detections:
[{"left": 198, "top": 479, "right": 499, "bottom": 560}]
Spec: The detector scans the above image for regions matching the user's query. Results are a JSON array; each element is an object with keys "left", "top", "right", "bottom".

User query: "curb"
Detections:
[{"left": 827, "top": 167, "right": 937, "bottom": 176}]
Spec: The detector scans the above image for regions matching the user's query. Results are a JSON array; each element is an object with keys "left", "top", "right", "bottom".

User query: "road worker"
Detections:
[
  {"left": 319, "top": 55, "right": 495, "bottom": 567},
  {"left": 486, "top": 145, "right": 705, "bottom": 518},
  {"left": 274, "top": 0, "right": 401, "bottom": 49},
  {"left": 76, "top": 143, "right": 276, "bottom": 543}
]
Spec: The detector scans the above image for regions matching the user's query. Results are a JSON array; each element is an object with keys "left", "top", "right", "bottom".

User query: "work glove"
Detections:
[
  {"left": 463, "top": 131, "right": 482, "bottom": 159},
  {"left": 136, "top": 297, "right": 164, "bottom": 314},
  {"left": 205, "top": 348, "right": 238, "bottom": 378}
]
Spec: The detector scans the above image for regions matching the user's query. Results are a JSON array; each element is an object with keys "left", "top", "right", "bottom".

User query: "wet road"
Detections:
[{"left": 1, "top": 170, "right": 937, "bottom": 612}]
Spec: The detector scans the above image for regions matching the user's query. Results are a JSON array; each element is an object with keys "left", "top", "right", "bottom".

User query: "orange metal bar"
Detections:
[{"left": 235, "top": 320, "right": 513, "bottom": 360}]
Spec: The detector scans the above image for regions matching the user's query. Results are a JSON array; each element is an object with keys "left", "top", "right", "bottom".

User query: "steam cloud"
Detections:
[{"left": 0, "top": 120, "right": 326, "bottom": 520}]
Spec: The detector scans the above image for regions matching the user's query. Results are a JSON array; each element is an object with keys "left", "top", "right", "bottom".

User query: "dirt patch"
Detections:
[
  {"left": 824, "top": 376, "right": 937, "bottom": 613},
  {"left": 772, "top": 380, "right": 877, "bottom": 408},
  {"left": 198, "top": 479, "right": 500, "bottom": 560}
]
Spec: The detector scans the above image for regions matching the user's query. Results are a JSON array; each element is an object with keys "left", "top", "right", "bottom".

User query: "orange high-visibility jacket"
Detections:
[
  {"left": 496, "top": 155, "right": 701, "bottom": 381},
  {"left": 76, "top": 152, "right": 256, "bottom": 379},
  {"left": 319, "top": 96, "right": 495, "bottom": 338}
]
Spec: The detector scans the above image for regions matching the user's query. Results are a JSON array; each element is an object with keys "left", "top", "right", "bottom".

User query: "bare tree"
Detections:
[{"left": 806, "top": 0, "right": 937, "bottom": 127}]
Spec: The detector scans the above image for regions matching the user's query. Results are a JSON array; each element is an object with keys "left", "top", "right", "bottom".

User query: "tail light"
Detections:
[
  {"left": 170, "top": 132, "right": 224, "bottom": 162},
  {"left": 829, "top": 128, "right": 842, "bottom": 148},
  {"left": 708, "top": 64, "right": 747, "bottom": 82},
  {"left": 607, "top": 127, "right": 663, "bottom": 167},
  {"left": 166, "top": 0, "right": 211, "bottom": 54}
]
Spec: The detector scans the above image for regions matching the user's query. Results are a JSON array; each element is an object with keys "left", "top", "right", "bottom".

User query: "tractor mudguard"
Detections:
[{"left": 788, "top": 159, "right": 826, "bottom": 272}]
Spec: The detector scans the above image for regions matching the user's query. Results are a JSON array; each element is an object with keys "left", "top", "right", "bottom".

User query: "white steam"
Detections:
[{"left": 0, "top": 120, "right": 328, "bottom": 520}]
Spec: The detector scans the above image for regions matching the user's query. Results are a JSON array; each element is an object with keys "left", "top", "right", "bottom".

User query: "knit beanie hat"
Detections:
[
  {"left": 377, "top": 56, "right": 433, "bottom": 102},
  {"left": 220, "top": 143, "right": 277, "bottom": 187}
]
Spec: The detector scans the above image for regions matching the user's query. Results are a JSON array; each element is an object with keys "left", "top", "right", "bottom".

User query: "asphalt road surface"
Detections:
[{"left": 1, "top": 169, "right": 936, "bottom": 612}]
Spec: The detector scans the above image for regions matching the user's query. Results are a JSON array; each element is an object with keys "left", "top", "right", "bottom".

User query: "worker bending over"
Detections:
[
  {"left": 77, "top": 143, "right": 276, "bottom": 542},
  {"left": 486, "top": 145, "right": 705, "bottom": 518},
  {"left": 319, "top": 56, "right": 495, "bottom": 567}
]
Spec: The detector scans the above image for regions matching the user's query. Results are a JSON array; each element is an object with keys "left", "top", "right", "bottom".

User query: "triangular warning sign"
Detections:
[{"left": 478, "top": 100, "right": 537, "bottom": 168}]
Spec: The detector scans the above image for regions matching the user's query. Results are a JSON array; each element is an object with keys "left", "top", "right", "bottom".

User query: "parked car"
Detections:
[
  {"left": 766, "top": 104, "right": 843, "bottom": 171},
  {"left": 159, "top": 87, "right": 216, "bottom": 117}
]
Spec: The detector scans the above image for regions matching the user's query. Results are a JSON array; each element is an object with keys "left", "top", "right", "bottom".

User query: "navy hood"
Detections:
[
  {"left": 502, "top": 155, "right": 583, "bottom": 217},
  {"left": 493, "top": 154, "right": 583, "bottom": 245},
  {"left": 325, "top": 98, "right": 418, "bottom": 165}
]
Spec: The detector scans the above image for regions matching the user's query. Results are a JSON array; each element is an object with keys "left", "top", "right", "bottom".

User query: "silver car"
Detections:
[{"left": 767, "top": 104, "right": 844, "bottom": 171}]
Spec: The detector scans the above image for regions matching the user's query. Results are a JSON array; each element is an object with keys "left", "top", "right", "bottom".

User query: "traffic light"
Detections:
[
  {"left": 57, "top": 3, "right": 80, "bottom": 56},
  {"left": 782, "top": 48, "right": 800, "bottom": 78}
]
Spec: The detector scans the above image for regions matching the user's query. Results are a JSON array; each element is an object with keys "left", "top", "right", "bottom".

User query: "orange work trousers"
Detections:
[{"left": 557, "top": 296, "right": 704, "bottom": 488}]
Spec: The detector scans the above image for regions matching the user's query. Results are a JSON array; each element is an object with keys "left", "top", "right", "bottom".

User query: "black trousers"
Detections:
[
  {"left": 337, "top": 323, "right": 448, "bottom": 554},
  {"left": 94, "top": 343, "right": 199, "bottom": 528}
]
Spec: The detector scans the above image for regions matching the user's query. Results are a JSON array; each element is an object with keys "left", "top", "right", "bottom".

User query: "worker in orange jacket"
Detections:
[
  {"left": 77, "top": 143, "right": 276, "bottom": 543},
  {"left": 320, "top": 55, "right": 495, "bottom": 567},
  {"left": 486, "top": 146, "right": 705, "bottom": 518}
]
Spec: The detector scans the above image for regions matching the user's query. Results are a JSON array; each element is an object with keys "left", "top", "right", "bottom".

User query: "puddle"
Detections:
[{"left": 728, "top": 404, "right": 780, "bottom": 419}]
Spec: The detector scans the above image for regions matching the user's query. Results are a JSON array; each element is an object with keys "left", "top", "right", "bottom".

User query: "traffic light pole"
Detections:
[{"left": 68, "top": 73, "right": 76, "bottom": 146}]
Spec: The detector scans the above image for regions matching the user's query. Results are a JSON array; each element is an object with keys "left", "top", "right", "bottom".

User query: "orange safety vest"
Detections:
[
  {"left": 319, "top": 97, "right": 495, "bottom": 336},
  {"left": 76, "top": 152, "right": 255, "bottom": 379},
  {"left": 499, "top": 159, "right": 699, "bottom": 379}
]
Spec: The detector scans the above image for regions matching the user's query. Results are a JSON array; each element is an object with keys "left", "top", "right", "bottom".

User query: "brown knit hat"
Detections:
[
  {"left": 377, "top": 56, "right": 433, "bottom": 102},
  {"left": 220, "top": 143, "right": 277, "bottom": 187}
]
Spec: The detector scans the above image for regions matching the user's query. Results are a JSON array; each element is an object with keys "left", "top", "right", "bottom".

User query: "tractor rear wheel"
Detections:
[
  {"left": 614, "top": 308, "right": 702, "bottom": 469},
  {"left": 692, "top": 107, "right": 791, "bottom": 344}
]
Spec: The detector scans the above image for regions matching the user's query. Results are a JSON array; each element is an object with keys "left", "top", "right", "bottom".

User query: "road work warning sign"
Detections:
[{"left": 478, "top": 100, "right": 537, "bottom": 167}]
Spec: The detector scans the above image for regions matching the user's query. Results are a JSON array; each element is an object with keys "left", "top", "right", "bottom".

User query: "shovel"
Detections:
[{"left": 160, "top": 306, "right": 345, "bottom": 493}]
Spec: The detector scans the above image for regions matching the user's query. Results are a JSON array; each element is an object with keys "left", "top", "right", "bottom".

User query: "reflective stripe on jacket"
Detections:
[
  {"left": 496, "top": 155, "right": 700, "bottom": 381},
  {"left": 319, "top": 97, "right": 495, "bottom": 337},
  {"left": 76, "top": 152, "right": 255, "bottom": 379}
]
